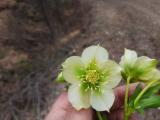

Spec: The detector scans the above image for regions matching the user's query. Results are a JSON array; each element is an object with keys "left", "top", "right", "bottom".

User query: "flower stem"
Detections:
[
  {"left": 134, "top": 79, "right": 158, "bottom": 106},
  {"left": 124, "top": 77, "right": 131, "bottom": 120},
  {"left": 97, "top": 111, "right": 103, "bottom": 120}
]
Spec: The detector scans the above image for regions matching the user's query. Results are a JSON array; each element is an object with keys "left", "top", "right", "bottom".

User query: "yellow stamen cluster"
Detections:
[{"left": 86, "top": 70, "right": 100, "bottom": 84}]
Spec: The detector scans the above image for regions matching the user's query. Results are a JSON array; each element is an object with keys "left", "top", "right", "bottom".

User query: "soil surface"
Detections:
[{"left": 0, "top": 0, "right": 160, "bottom": 120}]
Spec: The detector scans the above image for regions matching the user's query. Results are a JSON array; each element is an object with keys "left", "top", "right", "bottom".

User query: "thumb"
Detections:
[{"left": 45, "top": 92, "right": 93, "bottom": 120}]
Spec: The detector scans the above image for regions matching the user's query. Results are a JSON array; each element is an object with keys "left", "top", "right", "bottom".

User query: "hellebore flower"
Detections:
[
  {"left": 62, "top": 45, "right": 121, "bottom": 111},
  {"left": 120, "top": 49, "right": 159, "bottom": 82}
]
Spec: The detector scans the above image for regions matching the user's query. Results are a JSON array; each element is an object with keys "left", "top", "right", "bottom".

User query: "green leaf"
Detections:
[
  {"left": 138, "top": 96, "right": 160, "bottom": 109},
  {"left": 128, "top": 81, "right": 160, "bottom": 115},
  {"left": 142, "top": 82, "right": 160, "bottom": 98},
  {"left": 129, "top": 84, "right": 142, "bottom": 108},
  {"left": 56, "top": 72, "right": 65, "bottom": 83},
  {"left": 130, "top": 84, "right": 143, "bottom": 100}
]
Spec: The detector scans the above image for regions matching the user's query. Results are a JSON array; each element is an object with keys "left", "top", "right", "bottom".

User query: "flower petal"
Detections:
[
  {"left": 90, "top": 88, "right": 115, "bottom": 111},
  {"left": 100, "top": 60, "right": 122, "bottom": 88},
  {"left": 68, "top": 84, "right": 90, "bottom": 110},
  {"left": 120, "top": 48, "right": 137, "bottom": 69},
  {"left": 63, "top": 56, "right": 85, "bottom": 84},
  {"left": 139, "top": 69, "right": 158, "bottom": 81},
  {"left": 133, "top": 56, "right": 158, "bottom": 80},
  {"left": 152, "top": 70, "right": 160, "bottom": 80},
  {"left": 81, "top": 45, "right": 109, "bottom": 66},
  {"left": 135, "top": 56, "right": 157, "bottom": 70}
]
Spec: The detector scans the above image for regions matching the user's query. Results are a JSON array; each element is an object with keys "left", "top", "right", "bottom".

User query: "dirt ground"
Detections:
[{"left": 0, "top": 0, "right": 160, "bottom": 120}]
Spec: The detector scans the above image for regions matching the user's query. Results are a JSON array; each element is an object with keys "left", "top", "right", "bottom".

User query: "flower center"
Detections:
[{"left": 86, "top": 70, "right": 99, "bottom": 84}]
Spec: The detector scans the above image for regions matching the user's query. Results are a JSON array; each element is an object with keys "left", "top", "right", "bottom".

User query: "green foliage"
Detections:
[
  {"left": 128, "top": 83, "right": 160, "bottom": 115},
  {"left": 139, "top": 96, "right": 160, "bottom": 109},
  {"left": 142, "top": 83, "right": 160, "bottom": 98},
  {"left": 129, "top": 84, "right": 142, "bottom": 107}
]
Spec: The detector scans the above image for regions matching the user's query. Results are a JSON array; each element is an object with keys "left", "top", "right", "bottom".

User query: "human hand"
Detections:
[
  {"left": 108, "top": 84, "right": 138, "bottom": 120},
  {"left": 44, "top": 92, "right": 93, "bottom": 120},
  {"left": 45, "top": 84, "right": 139, "bottom": 120}
]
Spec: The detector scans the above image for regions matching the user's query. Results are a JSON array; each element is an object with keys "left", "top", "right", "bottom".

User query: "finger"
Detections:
[
  {"left": 45, "top": 92, "right": 70, "bottom": 120},
  {"left": 108, "top": 109, "right": 138, "bottom": 120},
  {"left": 45, "top": 92, "right": 93, "bottom": 120},
  {"left": 50, "top": 92, "right": 70, "bottom": 111},
  {"left": 108, "top": 109, "right": 123, "bottom": 120},
  {"left": 112, "top": 83, "right": 144, "bottom": 110}
]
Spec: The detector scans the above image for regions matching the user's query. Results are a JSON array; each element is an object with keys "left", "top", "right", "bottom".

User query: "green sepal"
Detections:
[
  {"left": 56, "top": 72, "right": 65, "bottom": 83},
  {"left": 121, "top": 71, "right": 127, "bottom": 81}
]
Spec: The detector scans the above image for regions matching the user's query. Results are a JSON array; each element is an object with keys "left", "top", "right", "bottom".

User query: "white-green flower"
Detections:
[
  {"left": 62, "top": 45, "right": 121, "bottom": 111},
  {"left": 120, "top": 49, "right": 159, "bottom": 82}
]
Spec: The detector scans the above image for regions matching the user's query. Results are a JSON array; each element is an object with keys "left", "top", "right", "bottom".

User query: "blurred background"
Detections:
[{"left": 0, "top": 0, "right": 160, "bottom": 120}]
